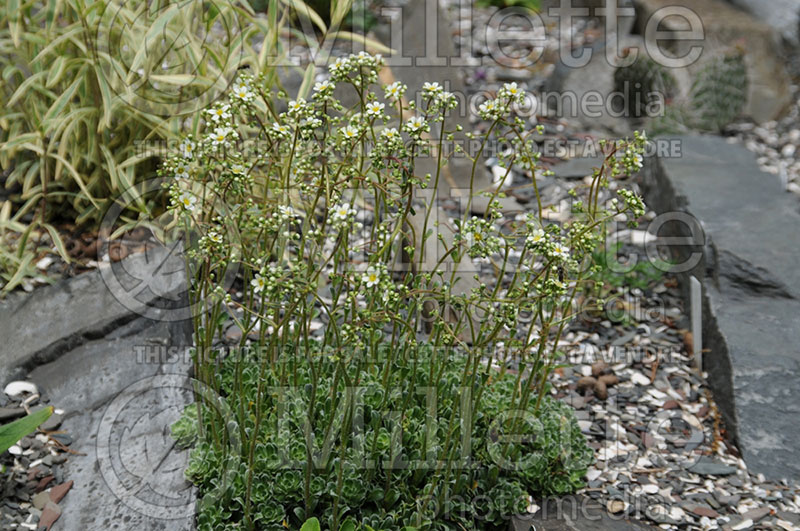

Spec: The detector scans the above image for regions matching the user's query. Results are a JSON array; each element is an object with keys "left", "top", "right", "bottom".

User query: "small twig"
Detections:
[{"left": 45, "top": 433, "right": 87, "bottom": 456}]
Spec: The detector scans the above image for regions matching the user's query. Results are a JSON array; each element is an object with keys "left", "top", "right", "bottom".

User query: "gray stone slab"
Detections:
[
  {"left": 551, "top": 156, "right": 605, "bottom": 179},
  {"left": 543, "top": 35, "right": 640, "bottom": 136},
  {"left": 640, "top": 134, "right": 800, "bottom": 481},
  {"left": 0, "top": 244, "right": 190, "bottom": 384},
  {"left": 28, "top": 317, "right": 195, "bottom": 530},
  {"left": 0, "top": 243, "right": 195, "bottom": 529}
]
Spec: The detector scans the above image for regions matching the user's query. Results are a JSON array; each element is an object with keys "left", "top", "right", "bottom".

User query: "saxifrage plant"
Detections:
[{"left": 164, "top": 52, "right": 647, "bottom": 529}]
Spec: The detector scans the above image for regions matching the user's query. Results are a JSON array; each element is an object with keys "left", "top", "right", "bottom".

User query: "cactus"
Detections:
[
  {"left": 648, "top": 105, "right": 692, "bottom": 137},
  {"left": 613, "top": 54, "right": 678, "bottom": 121},
  {"left": 687, "top": 48, "right": 749, "bottom": 132}
]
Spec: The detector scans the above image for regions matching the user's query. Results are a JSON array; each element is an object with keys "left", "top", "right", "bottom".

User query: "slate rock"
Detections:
[
  {"left": 688, "top": 457, "right": 737, "bottom": 476},
  {"left": 728, "top": 0, "right": 800, "bottom": 44},
  {"left": 49, "top": 481, "right": 72, "bottom": 504},
  {"left": 39, "top": 413, "right": 62, "bottom": 432},
  {"left": 641, "top": 135, "right": 800, "bottom": 481},
  {"left": 37, "top": 501, "right": 61, "bottom": 530}
]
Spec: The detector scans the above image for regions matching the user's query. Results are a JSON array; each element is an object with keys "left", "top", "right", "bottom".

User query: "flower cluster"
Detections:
[
  {"left": 312, "top": 79, "right": 336, "bottom": 100},
  {"left": 477, "top": 98, "right": 507, "bottom": 121},
  {"left": 617, "top": 189, "right": 646, "bottom": 221},
  {"left": 230, "top": 77, "right": 255, "bottom": 104},
  {"left": 497, "top": 82, "right": 526, "bottom": 105},
  {"left": 330, "top": 203, "right": 358, "bottom": 229},
  {"left": 458, "top": 216, "right": 502, "bottom": 259},
  {"left": 329, "top": 52, "right": 384, "bottom": 87}
]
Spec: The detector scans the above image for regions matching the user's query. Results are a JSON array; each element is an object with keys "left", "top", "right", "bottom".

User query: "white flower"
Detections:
[
  {"left": 287, "top": 98, "right": 306, "bottom": 114},
  {"left": 231, "top": 82, "right": 253, "bottom": 102},
  {"left": 180, "top": 140, "right": 195, "bottom": 159},
  {"left": 527, "top": 228, "right": 546, "bottom": 246},
  {"left": 210, "top": 127, "right": 231, "bottom": 146},
  {"left": 178, "top": 192, "right": 197, "bottom": 211},
  {"left": 362, "top": 267, "right": 380, "bottom": 288},
  {"left": 437, "top": 91, "right": 457, "bottom": 108},
  {"left": 466, "top": 229, "right": 484, "bottom": 246},
  {"left": 384, "top": 81, "right": 405, "bottom": 101},
  {"left": 313, "top": 80, "right": 334, "bottom": 94},
  {"left": 331, "top": 203, "right": 356, "bottom": 222},
  {"left": 278, "top": 205, "right": 295, "bottom": 218},
  {"left": 551, "top": 241, "right": 570, "bottom": 260},
  {"left": 499, "top": 82, "right": 524, "bottom": 102},
  {"left": 272, "top": 122, "right": 290, "bottom": 137},
  {"left": 208, "top": 231, "right": 222, "bottom": 243},
  {"left": 341, "top": 125, "right": 360, "bottom": 139},
  {"left": 329, "top": 57, "right": 348, "bottom": 76},
  {"left": 174, "top": 161, "right": 190, "bottom": 180},
  {"left": 405, "top": 116, "right": 426, "bottom": 132},
  {"left": 207, "top": 104, "right": 231, "bottom": 122},
  {"left": 633, "top": 153, "right": 644, "bottom": 170},
  {"left": 422, "top": 82, "right": 443, "bottom": 95},
  {"left": 478, "top": 99, "right": 498, "bottom": 118},
  {"left": 365, "top": 101, "right": 385, "bottom": 117},
  {"left": 380, "top": 127, "right": 400, "bottom": 141},
  {"left": 231, "top": 163, "right": 245, "bottom": 174},
  {"left": 251, "top": 274, "right": 267, "bottom": 293}
]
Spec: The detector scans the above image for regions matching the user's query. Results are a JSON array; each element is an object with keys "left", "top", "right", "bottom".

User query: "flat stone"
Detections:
[
  {"left": 741, "top": 507, "right": 772, "bottom": 523},
  {"left": 689, "top": 505, "right": 720, "bottom": 518},
  {"left": 32, "top": 491, "right": 50, "bottom": 510},
  {"left": 0, "top": 407, "right": 26, "bottom": 421},
  {"left": 0, "top": 245, "right": 189, "bottom": 384},
  {"left": 716, "top": 493, "right": 742, "bottom": 506},
  {"left": 38, "top": 501, "right": 61, "bottom": 530},
  {"left": 544, "top": 38, "right": 638, "bottom": 135},
  {"left": 641, "top": 135, "right": 800, "bottom": 481},
  {"left": 49, "top": 433, "right": 71, "bottom": 447},
  {"left": 687, "top": 457, "right": 737, "bottom": 476},
  {"left": 25, "top": 316, "right": 195, "bottom": 531},
  {"left": 39, "top": 413, "right": 62, "bottom": 432},
  {"left": 48, "top": 481, "right": 72, "bottom": 504},
  {"left": 551, "top": 157, "right": 605, "bottom": 180}
]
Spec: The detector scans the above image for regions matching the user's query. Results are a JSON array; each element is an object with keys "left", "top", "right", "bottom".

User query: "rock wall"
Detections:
[{"left": 727, "top": 0, "right": 800, "bottom": 44}]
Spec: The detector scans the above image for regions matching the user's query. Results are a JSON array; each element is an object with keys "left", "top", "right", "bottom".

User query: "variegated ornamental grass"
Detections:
[{"left": 0, "top": 0, "right": 375, "bottom": 292}]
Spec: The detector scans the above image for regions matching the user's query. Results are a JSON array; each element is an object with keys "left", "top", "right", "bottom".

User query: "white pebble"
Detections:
[
  {"left": 642, "top": 484, "right": 659, "bottom": 494},
  {"left": 35, "top": 256, "right": 54, "bottom": 270},
  {"left": 586, "top": 468, "right": 603, "bottom": 482},
  {"left": 630, "top": 372, "right": 651, "bottom": 386},
  {"left": 8, "top": 445, "right": 22, "bottom": 456},
  {"left": 670, "top": 506, "right": 686, "bottom": 521},
  {"left": 3, "top": 381, "right": 38, "bottom": 398}
]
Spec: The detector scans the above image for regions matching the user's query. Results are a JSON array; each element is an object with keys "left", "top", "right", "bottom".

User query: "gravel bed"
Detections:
[
  {"left": 0, "top": 383, "right": 73, "bottom": 530},
  {"left": 438, "top": 1, "right": 800, "bottom": 529}
]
